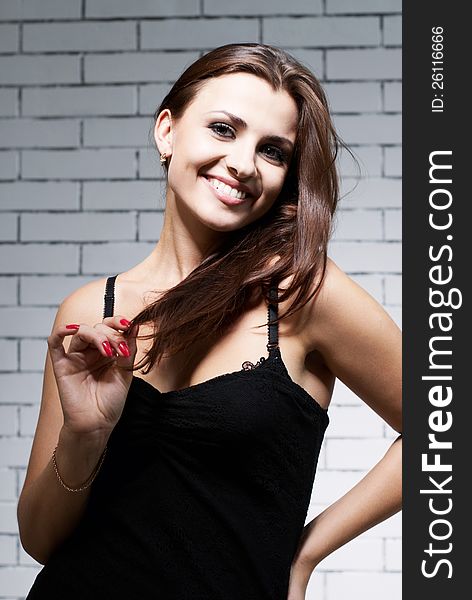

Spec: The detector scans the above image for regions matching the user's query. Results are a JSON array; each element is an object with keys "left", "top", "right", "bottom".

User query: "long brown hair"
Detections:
[{"left": 125, "top": 43, "right": 351, "bottom": 374}]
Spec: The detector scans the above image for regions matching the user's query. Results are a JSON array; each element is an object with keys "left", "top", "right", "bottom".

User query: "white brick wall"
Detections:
[{"left": 0, "top": 1, "right": 402, "bottom": 598}]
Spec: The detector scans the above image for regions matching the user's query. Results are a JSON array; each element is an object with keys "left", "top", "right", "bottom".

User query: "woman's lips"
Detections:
[{"left": 201, "top": 175, "right": 251, "bottom": 206}]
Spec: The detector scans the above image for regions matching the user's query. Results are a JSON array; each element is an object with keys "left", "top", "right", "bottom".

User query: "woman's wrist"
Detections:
[{"left": 54, "top": 426, "right": 110, "bottom": 490}]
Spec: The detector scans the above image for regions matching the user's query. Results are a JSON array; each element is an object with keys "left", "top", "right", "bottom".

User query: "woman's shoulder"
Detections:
[
  {"left": 55, "top": 275, "right": 113, "bottom": 326},
  {"left": 303, "top": 256, "right": 399, "bottom": 352}
]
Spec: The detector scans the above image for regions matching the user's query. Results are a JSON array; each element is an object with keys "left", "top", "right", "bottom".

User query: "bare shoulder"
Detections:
[
  {"left": 306, "top": 257, "right": 399, "bottom": 350},
  {"left": 304, "top": 257, "right": 402, "bottom": 431}
]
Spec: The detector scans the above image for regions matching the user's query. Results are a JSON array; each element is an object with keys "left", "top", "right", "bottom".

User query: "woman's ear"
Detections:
[{"left": 153, "top": 109, "right": 173, "bottom": 157}]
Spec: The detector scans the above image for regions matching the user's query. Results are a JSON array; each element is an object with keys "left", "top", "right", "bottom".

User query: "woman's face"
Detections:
[{"left": 155, "top": 72, "right": 298, "bottom": 233}]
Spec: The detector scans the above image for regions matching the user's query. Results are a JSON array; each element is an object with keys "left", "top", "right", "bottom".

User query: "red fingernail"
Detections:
[
  {"left": 118, "top": 342, "right": 130, "bottom": 357},
  {"left": 120, "top": 319, "right": 131, "bottom": 327},
  {"left": 66, "top": 324, "right": 80, "bottom": 329},
  {"left": 102, "top": 341, "right": 113, "bottom": 357}
]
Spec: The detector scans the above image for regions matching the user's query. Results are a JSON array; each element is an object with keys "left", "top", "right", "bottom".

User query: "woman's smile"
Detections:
[{"left": 200, "top": 174, "right": 254, "bottom": 206}]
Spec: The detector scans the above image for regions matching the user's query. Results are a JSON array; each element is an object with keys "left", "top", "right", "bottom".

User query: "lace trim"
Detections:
[{"left": 241, "top": 356, "right": 267, "bottom": 370}]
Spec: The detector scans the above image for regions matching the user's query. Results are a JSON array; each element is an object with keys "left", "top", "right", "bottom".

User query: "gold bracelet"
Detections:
[{"left": 52, "top": 444, "right": 108, "bottom": 493}]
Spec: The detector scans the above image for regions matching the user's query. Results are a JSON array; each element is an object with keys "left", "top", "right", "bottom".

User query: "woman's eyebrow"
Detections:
[{"left": 205, "top": 110, "right": 294, "bottom": 151}]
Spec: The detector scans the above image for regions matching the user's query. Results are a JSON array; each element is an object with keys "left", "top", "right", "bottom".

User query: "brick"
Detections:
[
  {"left": 0, "top": 182, "right": 79, "bottom": 211},
  {"left": 0, "top": 24, "right": 18, "bottom": 52},
  {"left": 0, "top": 439, "right": 32, "bottom": 468},
  {"left": 19, "top": 405, "right": 40, "bottom": 437},
  {"left": 349, "top": 274, "right": 383, "bottom": 304},
  {"left": 0, "top": 565, "right": 42, "bottom": 597},
  {"left": 332, "top": 209, "right": 383, "bottom": 241},
  {"left": 326, "top": 572, "right": 401, "bottom": 600},
  {"left": 0, "top": 308, "right": 56, "bottom": 337},
  {"left": 327, "top": 48, "right": 401, "bottom": 80},
  {"left": 0, "top": 213, "right": 17, "bottom": 241},
  {"left": 309, "top": 470, "right": 362, "bottom": 504},
  {"left": 138, "top": 148, "right": 168, "bottom": 186},
  {"left": 23, "top": 85, "right": 137, "bottom": 117},
  {"left": 21, "top": 212, "right": 136, "bottom": 242},
  {"left": 139, "top": 83, "right": 173, "bottom": 115},
  {"left": 204, "top": 0, "right": 323, "bottom": 14},
  {"left": 142, "top": 19, "right": 258, "bottom": 50},
  {"left": 325, "top": 82, "right": 382, "bottom": 113},
  {"left": 0, "top": 407, "right": 17, "bottom": 435},
  {"left": 83, "top": 180, "right": 165, "bottom": 210},
  {"left": 319, "top": 537, "right": 383, "bottom": 571},
  {"left": 84, "top": 51, "right": 199, "bottom": 83},
  {"left": 0, "top": 245, "right": 79, "bottom": 275},
  {"left": 336, "top": 146, "right": 382, "bottom": 177},
  {"left": 23, "top": 21, "right": 136, "bottom": 52},
  {"left": 326, "top": 438, "right": 393, "bottom": 469},
  {"left": 0, "top": 277, "right": 17, "bottom": 305},
  {"left": 0, "top": 470, "right": 16, "bottom": 501},
  {"left": 0, "top": 341, "right": 18, "bottom": 373},
  {"left": 21, "top": 149, "right": 136, "bottom": 180},
  {"left": 327, "top": 0, "right": 401, "bottom": 14},
  {"left": 304, "top": 569, "right": 324, "bottom": 599},
  {"left": 20, "top": 275, "right": 95, "bottom": 305},
  {"left": 385, "top": 538, "right": 402, "bottom": 570},
  {"left": 325, "top": 405, "right": 384, "bottom": 439},
  {"left": 384, "top": 15, "right": 401, "bottom": 46},
  {"left": 0, "top": 118, "right": 79, "bottom": 149},
  {"left": 384, "top": 82, "right": 401, "bottom": 111},
  {"left": 264, "top": 17, "right": 380, "bottom": 47},
  {"left": 384, "top": 274, "right": 401, "bottom": 305},
  {"left": 83, "top": 117, "right": 150, "bottom": 147},
  {"left": 82, "top": 241, "right": 154, "bottom": 274},
  {"left": 138, "top": 212, "right": 165, "bottom": 241},
  {"left": 0, "top": 151, "right": 17, "bottom": 180},
  {"left": 384, "top": 209, "right": 401, "bottom": 240},
  {"left": 0, "top": 374, "right": 43, "bottom": 407},
  {"left": 86, "top": 0, "right": 200, "bottom": 18},
  {"left": 333, "top": 114, "right": 401, "bottom": 144},
  {"left": 286, "top": 49, "right": 323, "bottom": 78},
  {"left": 20, "top": 339, "right": 47, "bottom": 372},
  {"left": 0, "top": 0, "right": 81, "bottom": 20},
  {"left": 0, "top": 534, "right": 16, "bottom": 565},
  {"left": 0, "top": 55, "right": 80, "bottom": 85},
  {"left": 384, "top": 146, "right": 401, "bottom": 176},
  {"left": 339, "top": 177, "right": 401, "bottom": 208},
  {"left": 0, "top": 89, "right": 18, "bottom": 117},
  {"left": 328, "top": 241, "right": 401, "bottom": 272}
]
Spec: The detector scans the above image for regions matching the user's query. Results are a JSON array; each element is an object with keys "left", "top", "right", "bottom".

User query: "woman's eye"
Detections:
[
  {"left": 263, "top": 146, "right": 287, "bottom": 164},
  {"left": 209, "top": 122, "right": 234, "bottom": 137}
]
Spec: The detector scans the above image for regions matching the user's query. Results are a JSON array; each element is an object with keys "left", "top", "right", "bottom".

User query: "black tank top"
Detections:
[{"left": 26, "top": 275, "right": 329, "bottom": 600}]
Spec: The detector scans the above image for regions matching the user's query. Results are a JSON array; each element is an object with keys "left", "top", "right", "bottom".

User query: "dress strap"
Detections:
[
  {"left": 266, "top": 284, "right": 279, "bottom": 354},
  {"left": 103, "top": 274, "right": 118, "bottom": 319}
]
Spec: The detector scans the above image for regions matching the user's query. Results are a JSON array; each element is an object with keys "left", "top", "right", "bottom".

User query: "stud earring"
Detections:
[{"left": 160, "top": 152, "right": 168, "bottom": 165}]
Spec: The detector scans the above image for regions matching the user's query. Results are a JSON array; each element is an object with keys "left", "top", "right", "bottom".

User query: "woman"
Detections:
[{"left": 18, "top": 43, "right": 402, "bottom": 599}]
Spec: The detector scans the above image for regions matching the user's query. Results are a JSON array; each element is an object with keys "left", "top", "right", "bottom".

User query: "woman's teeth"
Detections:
[{"left": 207, "top": 177, "right": 247, "bottom": 200}]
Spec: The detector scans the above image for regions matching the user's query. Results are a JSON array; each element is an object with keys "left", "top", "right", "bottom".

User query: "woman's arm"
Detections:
[{"left": 290, "top": 258, "right": 402, "bottom": 591}]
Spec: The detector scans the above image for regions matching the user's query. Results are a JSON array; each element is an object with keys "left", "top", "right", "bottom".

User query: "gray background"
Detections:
[{"left": 0, "top": 1, "right": 402, "bottom": 598}]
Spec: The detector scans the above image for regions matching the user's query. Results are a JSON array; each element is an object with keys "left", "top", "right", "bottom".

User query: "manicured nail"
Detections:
[
  {"left": 66, "top": 324, "right": 80, "bottom": 329},
  {"left": 118, "top": 342, "right": 130, "bottom": 357},
  {"left": 120, "top": 319, "right": 131, "bottom": 327},
  {"left": 102, "top": 341, "right": 114, "bottom": 357}
]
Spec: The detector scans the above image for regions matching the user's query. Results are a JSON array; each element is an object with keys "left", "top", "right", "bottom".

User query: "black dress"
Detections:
[{"left": 26, "top": 275, "right": 329, "bottom": 600}]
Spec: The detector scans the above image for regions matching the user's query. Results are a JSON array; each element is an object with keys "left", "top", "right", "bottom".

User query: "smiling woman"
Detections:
[{"left": 18, "top": 43, "right": 402, "bottom": 600}]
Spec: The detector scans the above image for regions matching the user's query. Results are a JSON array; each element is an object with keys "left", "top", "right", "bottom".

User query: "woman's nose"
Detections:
[{"left": 225, "top": 145, "right": 257, "bottom": 179}]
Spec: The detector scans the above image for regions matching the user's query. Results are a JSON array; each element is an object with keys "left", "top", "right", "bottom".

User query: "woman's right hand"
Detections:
[{"left": 47, "top": 316, "right": 140, "bottom": 438}]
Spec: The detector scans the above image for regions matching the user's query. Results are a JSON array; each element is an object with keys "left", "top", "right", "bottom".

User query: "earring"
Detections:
[{"left": 160, "top": 152, "right": 167, "bottom": 165}]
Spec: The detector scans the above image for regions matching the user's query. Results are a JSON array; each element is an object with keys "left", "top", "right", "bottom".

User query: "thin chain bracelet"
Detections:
[{"left": 52, "top": 444, "right": 108, "bottom": 493}]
